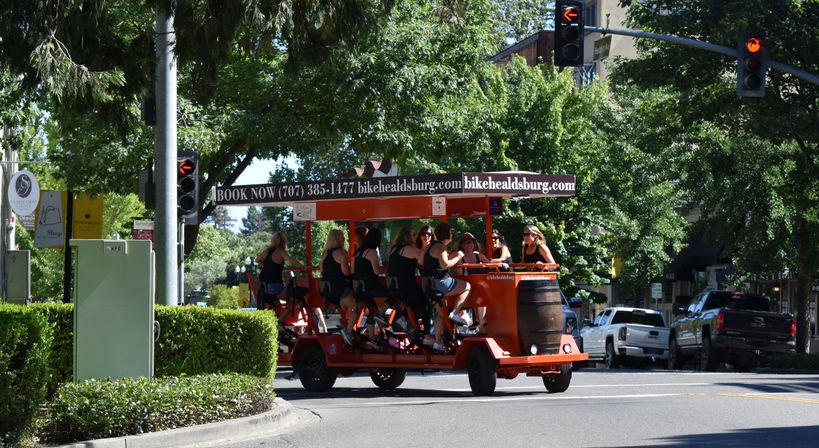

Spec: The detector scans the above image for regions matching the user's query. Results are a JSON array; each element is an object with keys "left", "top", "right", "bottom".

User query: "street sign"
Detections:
[
  {"left": 651, "top": 282, "right": 662, "bottom": 299},
  {"left": 593, "top": 35, "right": 612, "bottom": 61},
  {"left": 133, "top": 219, "right": 155, "bottom": 231},
  {"left": 8, "top": 170, "right": 40, "bottom": 216}
]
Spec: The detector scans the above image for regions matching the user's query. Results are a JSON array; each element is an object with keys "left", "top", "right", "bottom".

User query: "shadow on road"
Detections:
[
  {"left": 716, "top": 379, "right": 819, "bottom": 394},
  {"left": 641, "top": 425, "right": 819, "bottom": 447},
  {"left": 274, "top": 385, "right": 550, "bottom": 401}
]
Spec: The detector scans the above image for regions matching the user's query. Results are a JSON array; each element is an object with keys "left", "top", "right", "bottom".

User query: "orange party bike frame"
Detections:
[{"left": 213, "top": 170, "right": 588, "bottom": 395}]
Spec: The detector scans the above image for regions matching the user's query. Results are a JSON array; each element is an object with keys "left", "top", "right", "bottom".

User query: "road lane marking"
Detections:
[
  {"left": 430, "top": 382, "right": 710, "bottom": 392},
  {"left": 306, "top": 393, "right": 684, "bottom": 408},
  {"left": 687, "top": 392, "right": 819, "bottom": 405}
]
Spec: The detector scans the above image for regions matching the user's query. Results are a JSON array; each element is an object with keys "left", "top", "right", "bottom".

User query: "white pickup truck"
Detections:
[{"left": 580, "top": 307, "right": 669, "bottom": 368}]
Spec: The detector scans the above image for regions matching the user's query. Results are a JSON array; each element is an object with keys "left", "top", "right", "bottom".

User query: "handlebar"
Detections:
[
  {"left": 456, "top": 263, "right": 560, "bottom": 272},
  {"left": 284, "top": 266, "right": 320, "bottom": 272}
]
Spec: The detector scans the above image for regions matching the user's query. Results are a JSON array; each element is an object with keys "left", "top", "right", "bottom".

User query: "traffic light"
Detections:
[
  {"left": 554, "top": 0, "right": 585, "bottom": 67},
  {"left": 737, "top": 32, "right": 767, "bottom": 97},
  {"left": 177, "top": 151, "right": 199, "bottom": 223}
]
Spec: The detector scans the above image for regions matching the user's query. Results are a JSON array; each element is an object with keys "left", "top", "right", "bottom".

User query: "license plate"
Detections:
[{"left": 747, "top": 338, "right": 766, "bottom": 347}]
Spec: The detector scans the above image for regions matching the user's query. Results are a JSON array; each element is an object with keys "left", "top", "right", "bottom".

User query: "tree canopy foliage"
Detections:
[{"left": 614, "top": 0, "right": 819, "bottom": 350}]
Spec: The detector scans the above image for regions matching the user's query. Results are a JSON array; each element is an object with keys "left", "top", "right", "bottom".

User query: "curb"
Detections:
[{"left": 51, "top": 397, "right": 294, "bottom": 448}]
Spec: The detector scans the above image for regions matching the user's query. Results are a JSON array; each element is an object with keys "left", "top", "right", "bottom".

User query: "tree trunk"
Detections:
[{"left": 795, "top": 216, "right": 813, "bottom": 353}]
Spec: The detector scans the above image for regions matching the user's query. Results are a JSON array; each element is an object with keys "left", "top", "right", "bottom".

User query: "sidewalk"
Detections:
[{"left": 51, "top": 398, "right": 301, "bottom": 448}]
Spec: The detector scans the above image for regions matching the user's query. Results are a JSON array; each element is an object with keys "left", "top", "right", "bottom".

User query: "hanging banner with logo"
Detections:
[
  {"left": 72, "top": 194, "right": 104, "bottom": 239},
  {"left": 34, "top": 190, "right": 67, "bottom": 248},
  {"left": 8, "top": 170, "right": 41, "bottom": 216}
]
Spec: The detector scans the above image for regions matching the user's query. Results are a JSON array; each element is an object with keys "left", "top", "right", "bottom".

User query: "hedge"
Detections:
[
  {"left": 766, "top": 352, "right": 819, "bottom": 371},
  {"left": 154, "top": 306, "right": 278, "bottom": 381},
  {"left": 1, "top": 303, "right": 279, "bottom": 446},
  {"left": 29, "top": 303, "right": 74, "bottom": 394},
  {"left": 38, "top": 374, "right": 274, "bottom": 445},
  {"left": 22, "top": 304, "right": 278, "bottom": 384},
  {"left": 0, "top": 304, "right": 52, "bottom": 446}
]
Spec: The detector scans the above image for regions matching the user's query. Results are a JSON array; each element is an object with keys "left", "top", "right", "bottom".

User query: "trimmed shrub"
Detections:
[
  {"left": 154, "top": 306, "right": 278, "bottom": 380},
  {"left": 766, "top": 352, "right": 819, "bottom": 370},
  {"left": 207, "top": 284, "right": 241, "bottom": 309},
  {"left": 0, "top": 304, "right": 53, "bottom": 446},
  {"left": 39, "top": 374, "right": 274, "bottom": 445},
  {"left": 29, "top": 302, "right": 74, "bottom": 391}
]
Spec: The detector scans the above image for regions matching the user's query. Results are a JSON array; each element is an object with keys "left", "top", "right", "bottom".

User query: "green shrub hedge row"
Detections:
[
  {"left": 29, "top": 303, "right": 74, "bottom": 394},
  {"left": 0, "top": 303, "right": 279, "bottom": 446},
  {"left": 154, "top": 306, "right": 278, "bottom": 380},
  {"left": 766, "top": 352, "right": 819, "bottom": 370},
  {"left": 0, "top": 304, "right": 52, "bottom": 447},
  {"left": 19, "top": 304, "right": 278, "bottom": 384},
  {"left": 38, "top": 374, "right": 274, "bottom": 445}
]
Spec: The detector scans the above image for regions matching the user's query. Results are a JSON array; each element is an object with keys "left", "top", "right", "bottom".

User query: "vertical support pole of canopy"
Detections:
[
  {"left": 305, "top": 221, "right": 312, "bottom": 271},
  {"left": 348, "top": 220, "right": 356, "bottom": 258},
  {"left": 485, "top": 196, "right": 493, "bottom": 259}
]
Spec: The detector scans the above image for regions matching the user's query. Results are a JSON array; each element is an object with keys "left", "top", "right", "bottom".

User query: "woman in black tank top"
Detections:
[
  {"left": 423, "top": 222, "right": 473, "bottom": 351},
  {"left": 320, "top": 229, "right": 356, "bottom": 344},
  {"left": 521, "top": 224, "right": 556, "bottom": 267},
  {"left": 351, "top": 227, "right": 389, "bottom": 341},
  {"left": 388, "top": 226, "right": 430, "bottom": 337},
  {"left": 254, "top": 232, "right": 304, "bottom": 318}
]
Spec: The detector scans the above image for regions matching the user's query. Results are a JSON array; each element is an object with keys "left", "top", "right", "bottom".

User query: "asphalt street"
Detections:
[{"left": 191, "top": 367, "right": 819, "bottom": 448}]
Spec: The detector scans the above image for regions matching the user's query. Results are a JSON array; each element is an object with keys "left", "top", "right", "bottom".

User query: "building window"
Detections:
[{"left": 585, "top": 1, "right": 597, "bottom": 28}]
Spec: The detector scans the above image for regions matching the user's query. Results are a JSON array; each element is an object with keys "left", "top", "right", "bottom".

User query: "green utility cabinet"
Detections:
[{"left": 72, "top": 239, "right": 154, "bottom": 381}]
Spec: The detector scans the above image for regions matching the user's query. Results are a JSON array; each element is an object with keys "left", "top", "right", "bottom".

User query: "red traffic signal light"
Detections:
[
  {"left": 176, "top": 152, "right": 199, "bottom": 221},
  {"left": 563, "top": 7, "right": 580, "bottom": 23},
  {"left": 737, "top": 32, "right": 767, "bottom": 98},
  {"left": 178, "top": 159, "right": 195, "bottom": 176},
  {"left": 554, "top": 0, "right": 585, "bottom": 67},
  {"left": 745, "top": 37, "right": 762, "bottom": 54}
]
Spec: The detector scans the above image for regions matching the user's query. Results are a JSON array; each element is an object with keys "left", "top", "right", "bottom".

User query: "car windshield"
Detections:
[
  {"left": 610, "top": 311, "right": 665, "bottom": 327},
  {"left": 704, "top": 292, "right": 771, "bottom": 311}
]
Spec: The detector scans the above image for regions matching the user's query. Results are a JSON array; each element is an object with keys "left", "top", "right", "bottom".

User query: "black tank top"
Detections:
[
  {"left": 322, "top": 248, "right": 346, "bottom": 282},
  {"left": 389, "top": 245, "right": 419, "bottom": 290},
  {"left": 421, "top": 241, "right": 448, "bottom": 278},
  {"left": 259, "top": 248, "right": 284, "bottom": 284},
  {"left": 353, "top": 249, "right": 378, "bottom": 281},
  {"left": 523, "top": 245, "right": 547, "bottom": 264}
]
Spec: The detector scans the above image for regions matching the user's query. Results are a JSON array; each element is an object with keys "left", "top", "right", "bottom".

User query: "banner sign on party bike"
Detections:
[{"left": 212, "top": 171, "right": 576, "bottom": 207}]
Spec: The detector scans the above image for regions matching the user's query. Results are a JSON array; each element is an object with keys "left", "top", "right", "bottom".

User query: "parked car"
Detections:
[
  {"left": 561, "top": 292, "right": 583, "bottom": 354},
  {"left": 580, "top": 307, "right": 669, "bottom": 368},
  {"left": 668, "top": 290, "right": 795, "bottom": 371}
]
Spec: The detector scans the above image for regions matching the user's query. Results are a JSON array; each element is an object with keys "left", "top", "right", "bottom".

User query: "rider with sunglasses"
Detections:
[
  {"left": 491, "top": 229, "right": 513, "bottom": 265},
  {"left": 415, "top": 225, "right": 433, "bottom": 251}
]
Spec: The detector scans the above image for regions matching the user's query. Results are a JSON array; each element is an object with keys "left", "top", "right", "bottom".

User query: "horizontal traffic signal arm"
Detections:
[{"left": 583, "top": 26, "right": 819, "bottom": 86}]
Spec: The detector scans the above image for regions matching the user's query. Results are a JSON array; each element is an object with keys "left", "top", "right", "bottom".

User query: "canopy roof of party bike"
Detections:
[{"left": 212, "top": 171, "right": 575, "bottom": 222}]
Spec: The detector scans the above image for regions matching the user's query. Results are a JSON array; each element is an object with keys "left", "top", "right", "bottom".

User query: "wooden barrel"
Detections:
[{"left": 517, "top": 279, "right": 564, "bottom": 355}]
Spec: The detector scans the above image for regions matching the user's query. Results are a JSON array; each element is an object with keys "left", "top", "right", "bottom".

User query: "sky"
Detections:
[{"left": 225, "top": 156, "right": 296, "bottom": 231}]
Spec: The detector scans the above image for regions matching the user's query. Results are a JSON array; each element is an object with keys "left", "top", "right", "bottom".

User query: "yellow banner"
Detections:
[
  {"left": 72, "top": 194, "right": 104, "bottom": 239},
  {"left": 612, "top": 257, "right": 624, "bottom": 278}
]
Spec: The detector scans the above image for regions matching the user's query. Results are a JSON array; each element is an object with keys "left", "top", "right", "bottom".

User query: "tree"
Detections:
[
  {"left": 240, "top": 206, "right": 270, "bottom": 236},
  {"left": 205, "top": 206, "right": 236, "bottom": 230},
  {"left": 615, "top": 0, "right": 819, "bottom": 351},
  {"left": 0, "top": 0, "right": 397, "bottom": 259}
]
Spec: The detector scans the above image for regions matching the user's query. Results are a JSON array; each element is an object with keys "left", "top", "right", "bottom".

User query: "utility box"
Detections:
[
  {"left": 6, "top": 250, "right": 31, "bottom": 304},
  {"left": 72, "top": 239, "right": 154, "bottom": 381}
]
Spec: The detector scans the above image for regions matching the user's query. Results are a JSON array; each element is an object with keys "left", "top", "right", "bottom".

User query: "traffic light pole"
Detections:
[
  {"left": 585, "top": 26, "right": 819, "bottom": 87},
  {"left": 155, "top": 2, "right": 178, "bottom": 306}
]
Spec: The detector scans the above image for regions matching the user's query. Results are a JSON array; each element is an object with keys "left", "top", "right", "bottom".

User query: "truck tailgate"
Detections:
[
  {"left": 626, "top": 325, "right": 669, "bottom": 351},
  {"left": 723, "top": 310, "right": 793, "bottom": 339}
]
